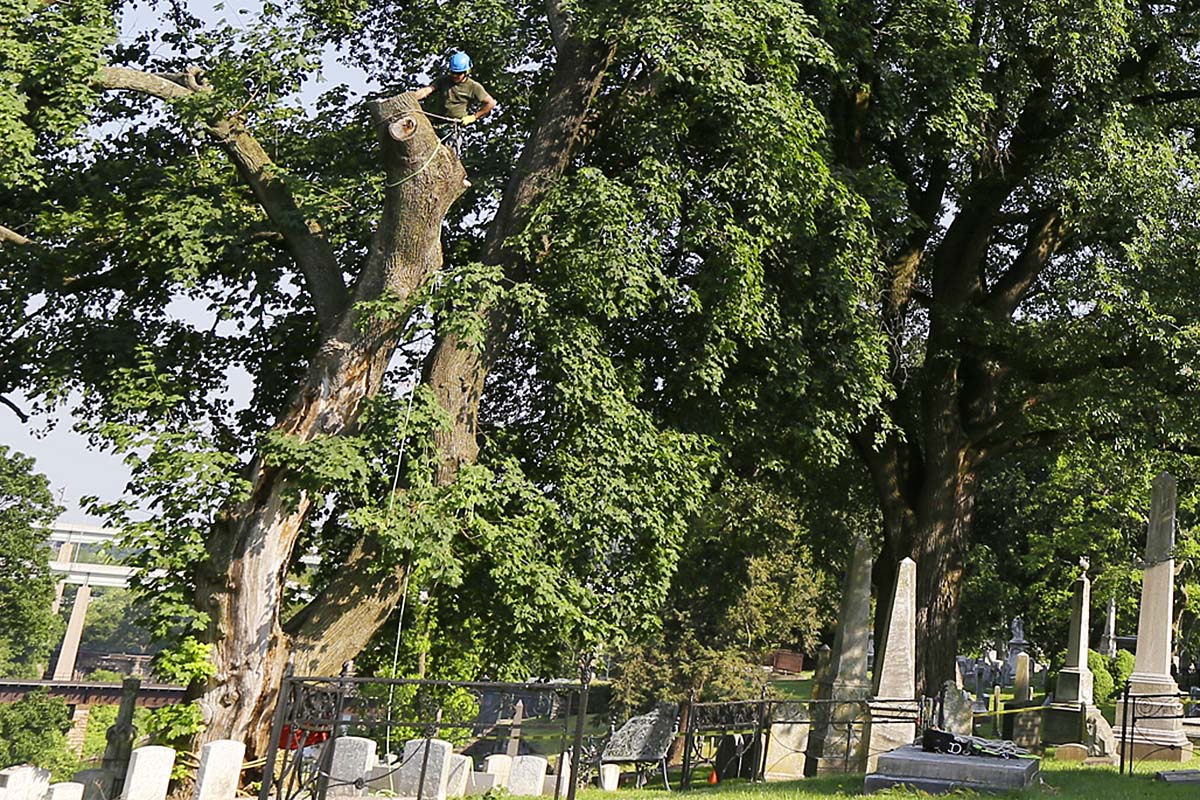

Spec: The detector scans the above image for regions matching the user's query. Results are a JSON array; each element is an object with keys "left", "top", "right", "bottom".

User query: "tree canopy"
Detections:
[{"left": 5, "top": 0, "right": 1200, "bottom": 750}]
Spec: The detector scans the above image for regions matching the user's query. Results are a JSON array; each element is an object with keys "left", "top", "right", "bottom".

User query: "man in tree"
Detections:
[{"left": 414, "top": 51, "right": 496, "bottom": 155}]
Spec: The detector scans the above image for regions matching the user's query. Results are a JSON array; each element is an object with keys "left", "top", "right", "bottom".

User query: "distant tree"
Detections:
[
  {"left": 81, "top": 589, "right": 154, "bottom": 655},
  {"left": 0, "top": 690, "right": 76, "bottom": 780},
  {"left": 0, "top": 446, "right": 62, "bottom": 677}
]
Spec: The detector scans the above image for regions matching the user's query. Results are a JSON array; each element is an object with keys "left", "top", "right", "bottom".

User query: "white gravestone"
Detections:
[
  {"left": 325, "top": 737, "right": 376, "bottom": 799},
  {"left": 553, "top": 752, "right": 572, "bottom": 796},
  {"left": 507, "top": 756, "right": 548, "bottom": 797},
  {"left": 398, "top": 739, "right": 453, "bottom": 800},
  {"left": 482, "top": 755, "right": 511, "bottom": 788},
  {"left": 0, "top": 765, "right": 51, "bottom": 800},
  {"left": 598, "top": 765, "right": 620, "bottom": 792},
  {"left": 445, "top": 755, "right": 472, "bottom": 798},
  {"left": 48, "top": 784, "right": 85, "bottom": 800},
  {"left": 465, "top": 773, "right": 495, "bottom": 796},
  {"left": 120, "top": 746, "right": 175, "bottom": 800},
  {"left": 192, "top": 740, "right": 245, "bottom": 800}
]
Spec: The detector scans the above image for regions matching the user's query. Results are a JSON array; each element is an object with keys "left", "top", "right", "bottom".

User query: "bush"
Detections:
[
  {"left": 1110, "top": 649, "right": 1135, "bottom": 692},
  {"left": 1087, "top": 649, "right": 1115, "bottom": 702},
  {"left": 0, "top": 690, "right": 78, "bottom": 780}
]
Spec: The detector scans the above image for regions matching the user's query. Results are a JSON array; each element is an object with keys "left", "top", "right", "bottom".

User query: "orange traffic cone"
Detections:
[{"left": 708, "top": 769, "right": 719, "bottom": 785}]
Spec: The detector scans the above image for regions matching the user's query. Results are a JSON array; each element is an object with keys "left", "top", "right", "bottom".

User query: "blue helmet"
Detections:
[{"left": 449, "top": 51, "right": 472, "bottom": 73}]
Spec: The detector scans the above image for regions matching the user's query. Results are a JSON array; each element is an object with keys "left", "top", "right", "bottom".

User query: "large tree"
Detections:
[
  {"left": 0, "top": 446, "right": 62, "bottom": 677},
  {"left": 803, "top": 0, "right": 1200, "bottom": 690},
  {"left": 2, "top": 0, "right": 869, "bottom": 754}
]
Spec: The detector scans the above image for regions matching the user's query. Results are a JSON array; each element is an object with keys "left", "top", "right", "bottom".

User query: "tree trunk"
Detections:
[
  {"left": 194, "top": 93, "right": 466, "bottom": 757},
  {"left": 424, "top": 36, "right": 615, "bottom": 485}
]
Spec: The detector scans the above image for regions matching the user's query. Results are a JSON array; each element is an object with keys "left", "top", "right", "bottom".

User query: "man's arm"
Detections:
[
  {"left": 412, "top": 85, "right": 434, "bottom": 100},
  {"left": 475, "top": 92, "right": 497, "bottom": 120}
]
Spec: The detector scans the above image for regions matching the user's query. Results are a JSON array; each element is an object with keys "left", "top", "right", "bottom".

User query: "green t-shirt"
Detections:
[{"left": 424, "top": 76, "right": 489, "bottom": 120}]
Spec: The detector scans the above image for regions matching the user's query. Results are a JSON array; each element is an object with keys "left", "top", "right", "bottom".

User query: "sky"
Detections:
[{"left": 0, "top": 0, "right": 379, "bottom": 523}]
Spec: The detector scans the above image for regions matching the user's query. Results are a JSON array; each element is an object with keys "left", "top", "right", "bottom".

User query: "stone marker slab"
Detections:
[
  {"left": 445, "top": 755, "right": 472, "bottom": 798},
  {"left": 1156, "top": 770, "right": 1200, "bottom": 783},
  {"left": 193, "top": 740, "right": 245, "bottom": 800},
  {"left": 1055, "top": 744, "right": 1088, "bottom": 762},
  {"left": 49, "top": 784, "right": 85, "bottom": 800},
  {"left": 73, "top": 769, "right": 113, "bottom": 800},
  {"left": 398, "top": 739, "right": 453, "bottom": 800},
  {"left": 942, "top": 683, "right": 975, "bottom": 736},
  {"left": 864, "top": 744, "right": 1040, "bottom": 795},
  {"left": 508, "top": 756, "right": 547, "bottom": 797},
  {"left": 600, "top": 704, "right": 677, "bottom": 763},
  {"left": 1001, "top": 700, "right": 1042, "bottom": 751},
  {"left": 465, "top": 773, "right": 495, "bottom": 796},
  {"left": 1, "top": 766, "right": 51, "bottom": 800},
  {"left": 482, "top": 755, "right": 511, "bottom": 789},
  {"left": 323, "top": 737, "right": 376, "bottom": 799},
  {"left": 121, "top": 747, "right": 175, "bottom": 800},
  {"left": 598, "top": 765, "right": 620, "bottom": 792},
  {"left": 763, "top": 720, "right": 809, "bottom": 780}
]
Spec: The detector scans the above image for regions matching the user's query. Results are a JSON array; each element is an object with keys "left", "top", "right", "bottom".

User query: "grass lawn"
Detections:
[{"left": 576, "top": 754, "right": 1200, "bottom": 798}]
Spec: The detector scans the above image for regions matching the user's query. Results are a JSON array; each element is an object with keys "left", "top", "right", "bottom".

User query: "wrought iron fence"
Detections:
[
  {"left": 680, "top": 696, "right": 924, "bottom": 787},
  {"left": 260, "top": 674, "right": 595, "bottom": 800},
  {"left": 1116, "top": 681, "right": 1197, "bottom": 774}
]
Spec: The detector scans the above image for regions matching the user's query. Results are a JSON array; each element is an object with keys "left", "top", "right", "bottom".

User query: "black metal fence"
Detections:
[
  {"left": 680, "top": 697, "right": 924, "bottom": 787},
  {"left": 1116, "top": 682, "right": 1196, "bottom": 774},
  {"left": 260, "top": 675, "right": 595, "bottom": 800}
]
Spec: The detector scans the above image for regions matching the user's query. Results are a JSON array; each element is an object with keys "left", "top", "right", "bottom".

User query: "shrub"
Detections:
[
  {"left": 1087, "top": 649, "right": 1115, "bottom": 702},
  {"left": 1110, "top": 649, "right": 1135, "bottom": 692}
]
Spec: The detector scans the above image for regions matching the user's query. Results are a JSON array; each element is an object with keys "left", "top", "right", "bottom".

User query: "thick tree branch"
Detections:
[
  {"left": 94, "top": 65, "right": 349, "bottom": 333},
  {"left": 0, "top": 225, "right": 32, "bottom": 246},
  {"left": 983, "top": 207, "right": 1068, "bottom": 320}
]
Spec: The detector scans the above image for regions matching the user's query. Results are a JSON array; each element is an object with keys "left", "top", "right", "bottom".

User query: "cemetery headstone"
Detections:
[
  {"left": 398, "top": 739, "right": 453, "bottom": 800},
  {"left": 1003, "top": 618, "right": 1030, "bottom": 686},
  {"left": 1014, "top": 653, "right": 1032, "bottom": 703},
  {"left": 103, "top": 680, "right": 140, "bottom": 798},
  {"left": 552, "top": 752, "right": 572, "bottom": 797},
  {"left": 1055, "top": 569, "right": 1094, "bottom": 706},
  {"left": 805, "top": 534, "right": 872, "bottom": 776},
  {"left": 506, "top": 701, "right": 525, "bottom": 758},
  {"left": 483, "top": 755, "right": 512, "bottom": 788},
  {"left": 1085, "top": 707, "right": 1119, "bottom": 766},
  {"left": 0, "top": 765, "right": 51, "bottom": 800},
  {"left": 465, "top": 773, "right": 495, "bottom": 796},
  {"left": 1099, "top": 598, "right": 1118, "bottom": 659},
  {"left": 508, "top": 756, "right": 548, "bottom": 797},
  {"left": 322, "top": 736, "right": 376, "bottom": 799},
  {"left": 598, "top": 765, "right": 620, "bottom": 792},
  {"left": 1114, "top": 473, "right": 1194, "bottom": 761},
  {"left": 74, "top": 770, "right": 112, "bottom": 800},
  {"left": 49, "top": 785, "right": 85, "bottom": 800},
  {"left": 763, "top": 719, "right": 810, "bottom": 781},
  {"left": 445, "top": 755, "right": 472, "bottom": 798},
  {"left": 120, "top": 746, "right": 175, "bottom": 800},
  {"left": 192, "top": 740, "right": 245, "bottom": 800},
  {"left": 863, "top": 558, "right": 918, "bottom": 773},
  {"left": 941, "top": 681, "right": 974, "bottom": 736},
  {"left": 863, "top": 743, "right": 1040, "bottom": 794}
]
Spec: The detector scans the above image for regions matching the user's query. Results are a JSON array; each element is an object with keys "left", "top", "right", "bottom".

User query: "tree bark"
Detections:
[
  {"left": 423, "top": 35, "right": 615, "bottom": 485},
  {"left": 193, "top": 93, "right": 466, "bottom": 757}
]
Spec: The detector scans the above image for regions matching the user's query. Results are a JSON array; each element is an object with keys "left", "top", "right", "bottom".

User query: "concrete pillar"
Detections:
[
  {"left": 51, "top": 542, "right": 76, "bottom": 615},
  {"left": 54, "top": 583, "right": 92, "bottom": 681},
  {"left": 67, "top": 704, "right": 91, "bottom": 756}
]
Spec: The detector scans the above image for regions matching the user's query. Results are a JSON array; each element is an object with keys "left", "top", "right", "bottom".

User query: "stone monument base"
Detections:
[
  {"left": 864, "top": 744, "right": 1039, "bottom": 795},
  {"left": 1043, "top": 704, "right": 1087, "bottom": 745},
  {"left": 1116, "top": 738, "right": 1193, "bottom": 762}
]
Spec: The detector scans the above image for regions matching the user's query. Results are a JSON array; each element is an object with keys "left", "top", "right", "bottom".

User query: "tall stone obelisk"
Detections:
[
  {"left": 1056, "top": 569, "right": 1094, "bottom": 706},
  {"left": 863, "top": 557, "right": 917, "bottom": 773},
  {"left": 805, "top": 534, "right": 872, "bottom": 776},
  {"left": 1114, "top": 473, "right": 1193, "bottom": 761}
]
